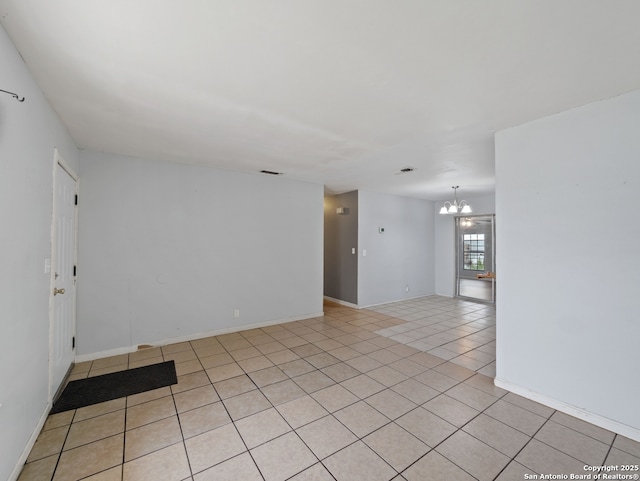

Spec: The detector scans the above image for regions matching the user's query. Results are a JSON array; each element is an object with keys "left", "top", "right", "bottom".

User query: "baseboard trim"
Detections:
[
  {"left": 357, "top": 293, "right": 437, "bottom": 310},
  {"left": 494, "top": 377, "right": 640, "bottom": 442},
  {"left": 434, "top": 292, "right": 455, "bottom": 298},
  {"left": 323, "top": 293, "right": 443, "bottom": 310},
  {"left": 75, "top": 311, "right": 325, "bottom": 363},
  {"left": 323, "top": 296, "right": 359, "bottom": 309},
  {"left": 9, "top": 402, "right": 51, "bottom": 481}
]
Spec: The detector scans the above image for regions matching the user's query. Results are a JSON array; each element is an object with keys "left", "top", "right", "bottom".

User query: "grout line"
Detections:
[
  {"left": 121, "top": 395, "right": 128, "bottom": 476},
  {"left": 47, "top": 409, "right": 77, "bottom": 481},
  {"left": 30, "top": 296, "right": 634, "bottom": 481},
  {"left": 604, "top": 434, "right": 617, "bottom": 465},
  {"left": 490, "top": 410, "right": 557, "bottom": 480},
  {"left": 168, "top": 382, "right": 193, "bottom": 479}
]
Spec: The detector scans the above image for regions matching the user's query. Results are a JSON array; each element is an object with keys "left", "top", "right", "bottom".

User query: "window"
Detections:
[{"left": 463, "top": 234, "right": 485, "bottom": 271}]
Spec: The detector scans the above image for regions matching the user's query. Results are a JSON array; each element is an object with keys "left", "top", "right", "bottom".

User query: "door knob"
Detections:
[{"left": 53, "top": 287, "right": 65, "bottom": 296}]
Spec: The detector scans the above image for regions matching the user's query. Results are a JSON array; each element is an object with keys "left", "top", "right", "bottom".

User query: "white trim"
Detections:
[
  {"left": 357, "top": 293, "right": 437, "bottom": 310},
  {"left": 494, "top": 377, "right": 640, "bottom": 442},
  {"left": 76, "top": 345, "right": 133, "bottom": 363},
  {"left": 323, "top": 296, "right": 359, "bottom": 309},
  {"left": 48, "top": 148, "right": 79, "bottom": 402},
  {"left": 8, "top": 402, "right": 51, "bottom": 481},
  {"left": 324, "top": 294, "right": 440, "bottom": 310},
  {"left": 54, "top": 148, "right": 78, "bottom": 181},
  {"left": 75, "top": 311, "right": 324, "bottom": 363}
]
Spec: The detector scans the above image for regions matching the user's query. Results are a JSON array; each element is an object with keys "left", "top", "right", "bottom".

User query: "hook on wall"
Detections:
[{"left": 0, "top": 89, "right": 25, "bottom": 102}]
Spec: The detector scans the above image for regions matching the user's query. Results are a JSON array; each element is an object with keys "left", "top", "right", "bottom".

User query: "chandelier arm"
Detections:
[{"left": 440, "top": 187, "right": 471, "bottom": 214}]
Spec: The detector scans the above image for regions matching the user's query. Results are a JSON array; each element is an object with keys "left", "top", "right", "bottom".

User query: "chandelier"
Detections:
[{"left": 439, "top": 186, "right": 472, "bottom": 214}]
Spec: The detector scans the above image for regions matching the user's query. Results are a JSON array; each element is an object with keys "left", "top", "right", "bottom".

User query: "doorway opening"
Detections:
[{"left": 455, "top": 215, "right": 495, "bottom": 303}]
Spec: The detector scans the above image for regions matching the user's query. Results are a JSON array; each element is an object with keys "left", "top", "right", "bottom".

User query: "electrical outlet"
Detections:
[
  {"left": 233, "top": 309, "right": 240, "bottom": 318},
  {"left": 405, "top": 285, "right": 410, "bottom": 292}
]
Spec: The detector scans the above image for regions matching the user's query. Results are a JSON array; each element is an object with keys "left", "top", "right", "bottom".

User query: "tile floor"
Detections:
[
  {"left": 18, "top": 296, "right": 640, "bottom": 481},
  {"left": 367, "top": 296, "right": 496, "bottom": 375}
]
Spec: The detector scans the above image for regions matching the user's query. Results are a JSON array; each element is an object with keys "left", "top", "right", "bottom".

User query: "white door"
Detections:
[{"left": 50, "top": 158, "right": 78, "bottom": 398}]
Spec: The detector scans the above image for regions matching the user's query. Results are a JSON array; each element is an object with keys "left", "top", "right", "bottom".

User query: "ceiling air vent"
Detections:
[{"left": 260, "top": 170, "right": 283, "bottom": 175}]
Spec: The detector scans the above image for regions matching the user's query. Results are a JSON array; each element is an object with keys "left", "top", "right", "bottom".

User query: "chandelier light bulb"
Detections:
[{"left": 439, "top": 186, "right": 472, "bottom": 215}]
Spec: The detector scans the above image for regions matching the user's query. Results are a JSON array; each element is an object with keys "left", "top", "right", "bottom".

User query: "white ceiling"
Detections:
[{"left": 2, "top": 1, "right": 640, "bottom": 200}]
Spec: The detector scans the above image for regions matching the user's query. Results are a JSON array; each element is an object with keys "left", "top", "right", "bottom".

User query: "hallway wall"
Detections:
[
  {"left": 358, "top": 190, "right": 435, "bottom": 307},
  {"left": 324, "top": 191, "right": 359, "bottom": 305}
]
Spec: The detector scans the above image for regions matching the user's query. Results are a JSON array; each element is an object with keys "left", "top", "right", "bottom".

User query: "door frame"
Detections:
[
  {"left": 48, "top": 148, "right": 79, "bottom": 402},
  {"left": 454, "top": 214, "right": 496, "bottom": 303}
]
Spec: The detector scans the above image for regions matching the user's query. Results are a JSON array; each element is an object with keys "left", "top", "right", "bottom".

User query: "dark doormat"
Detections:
[{"left": 51, "top": 360, "right": 177, "bottom": 414}]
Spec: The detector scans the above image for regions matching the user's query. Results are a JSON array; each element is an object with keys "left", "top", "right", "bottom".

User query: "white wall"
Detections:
[
  {"left": 0, "top": 26, "right": 79, "bottom": 481},
  {"left": 77, "top": 151, "right": 324, "bottom": 356},
  {"left": 357, "top": 191, "right": 435, "bottom": 307},
  {"left": 495, "top": 90, "right": 640, "bottom": 438},
  {"left": 434, "top": 195, "right": 495, "bottom": 297}
]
